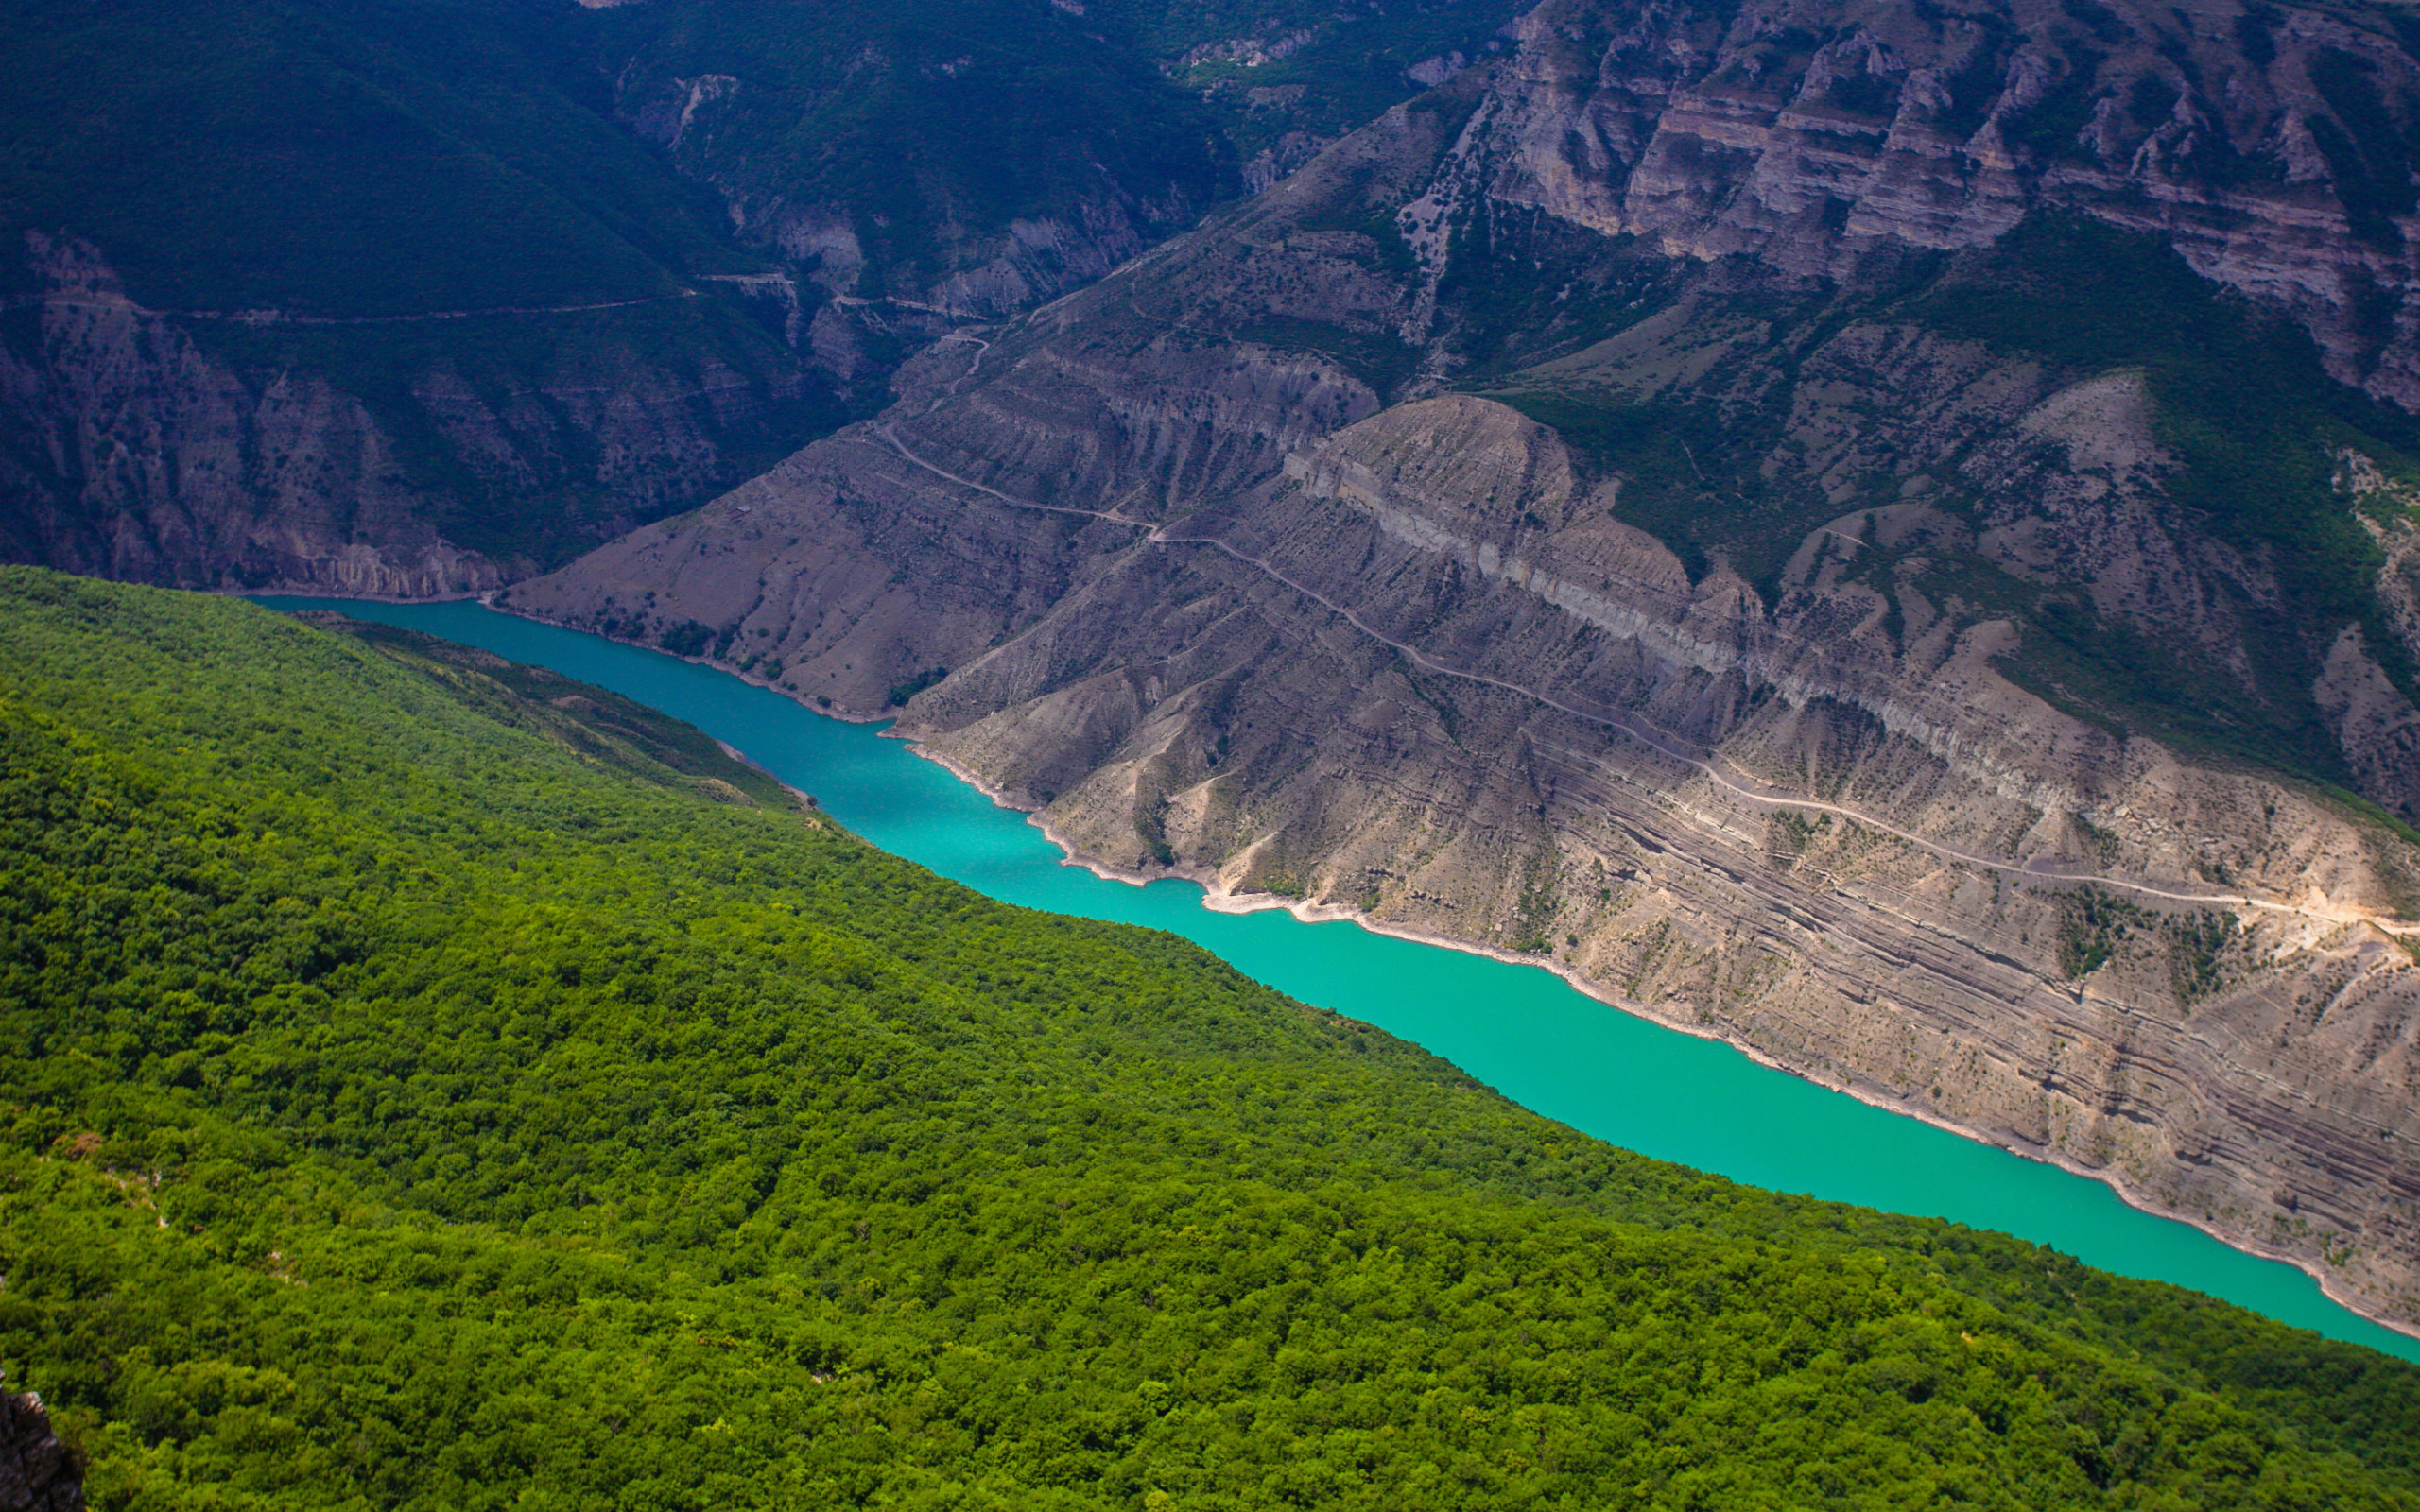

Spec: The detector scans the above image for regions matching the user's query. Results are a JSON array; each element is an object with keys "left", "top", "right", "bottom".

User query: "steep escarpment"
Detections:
[
  {"left": 1449, "top": 0, "right": 2420, "bottom": 405},
  {"left": 520, "top": 0, "right": 2420, "bottom": 1328}
]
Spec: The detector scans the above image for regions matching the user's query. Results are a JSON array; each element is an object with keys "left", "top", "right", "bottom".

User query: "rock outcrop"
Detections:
[
  {"left": 0, "top": 1376, "right": 82, "bottom": 1512},
  {"left": 517, "top": 0, "right": 2420, "bottom": 1332},
  {"left": 1455, "top": 0, "right": 2420, "bottom": 406}
]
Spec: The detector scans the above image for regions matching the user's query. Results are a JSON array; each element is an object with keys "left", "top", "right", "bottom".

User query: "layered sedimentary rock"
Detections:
[
  {"left": 518, "top": 0, "right": 2420, "bottom": 1329},
  {"left": 1458, "top": 0, "right": 2420, "bottom": 405}
]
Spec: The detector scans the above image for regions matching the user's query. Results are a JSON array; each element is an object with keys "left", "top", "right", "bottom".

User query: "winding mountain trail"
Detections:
[
  {"left": 930, "top": 334, "right": 995, "bottom": 406},
  {"left": 869, "top": 426, "right": 1156, "bottom": 526},
  {"left": 173, "top": 293, "right": 696, "bottom": 324},
  {"left": 867, "top": 422, "right": 2419, "bottom": 936}
]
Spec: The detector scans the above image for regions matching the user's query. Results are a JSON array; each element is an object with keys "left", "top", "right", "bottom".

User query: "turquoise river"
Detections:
[{"left": 262, "top": 594, "right": 2420, "bottom": 1361}]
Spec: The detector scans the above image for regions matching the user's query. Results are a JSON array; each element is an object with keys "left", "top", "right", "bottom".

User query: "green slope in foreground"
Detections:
[{"left": 3, "top": 570, "right": 2418, "bottom": 1510}]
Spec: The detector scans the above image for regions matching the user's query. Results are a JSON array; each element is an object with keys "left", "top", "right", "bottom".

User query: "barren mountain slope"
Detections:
[{"left": 517, "top": 0, "right": 2420, "bottom": 1329}]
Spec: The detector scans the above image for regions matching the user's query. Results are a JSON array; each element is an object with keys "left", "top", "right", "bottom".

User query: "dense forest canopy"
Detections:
[{"left": 2, "top": 568, "right": 2417, "bottom": 1508}]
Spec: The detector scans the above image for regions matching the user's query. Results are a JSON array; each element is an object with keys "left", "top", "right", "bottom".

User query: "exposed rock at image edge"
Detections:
[
  {"left": 0, "top": 232, "right": 820, "bottom": 594},
  {"left": 0, "top": 1377, "right": 82, "bottom": 1512}
]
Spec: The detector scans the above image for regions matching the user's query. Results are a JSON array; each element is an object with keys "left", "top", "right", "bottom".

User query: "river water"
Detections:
[{"left": 260, "top": 594, "right": 2420, "bottom": 1361}]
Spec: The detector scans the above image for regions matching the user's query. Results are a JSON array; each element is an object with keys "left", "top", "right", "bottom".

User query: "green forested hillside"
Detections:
[{"left": 3, "top": 569, "right": 2418, "bottom": 1509}]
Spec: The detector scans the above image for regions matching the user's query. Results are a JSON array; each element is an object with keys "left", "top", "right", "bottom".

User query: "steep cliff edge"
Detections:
[
  {"left": 517, "top": 0, "right": 2420, "bottom": 1329},
  {"left": 0, "top": 235, "right": 821, "bottom": 593},
  {"left": 1452, "top": 0, "right": 2420, "bottom": 406}
]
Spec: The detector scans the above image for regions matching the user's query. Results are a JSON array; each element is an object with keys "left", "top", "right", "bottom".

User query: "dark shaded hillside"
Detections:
[
  {"left": 0, "top": 0, "right": 750, "bottom": 319},
  {"left": 2, "top": 569, "right": 2418, "bottom": 1507},
  {"left": 0, "top": 0, "right": 839, "bottom": 593},
  {"left": 0, "top": 0, "right": 1531, "bottom": 593}
]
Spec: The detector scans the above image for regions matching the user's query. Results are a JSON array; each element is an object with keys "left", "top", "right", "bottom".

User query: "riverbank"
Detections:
[
  {"left": 258, "top": 592, "right": 2420, "bottom": 1357},
  {"left": 897, "top": 733, "right": 2416, "bottom": 1343}
]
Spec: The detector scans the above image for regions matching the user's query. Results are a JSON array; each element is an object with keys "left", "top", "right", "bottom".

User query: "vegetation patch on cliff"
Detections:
[{"left": 1913, "top": 216, "right": 2420, "bottom": 737}]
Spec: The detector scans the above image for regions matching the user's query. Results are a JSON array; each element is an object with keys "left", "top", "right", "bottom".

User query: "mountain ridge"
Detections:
[{"left": 0, "top": 0, "right": 1554, "bottom": 593}]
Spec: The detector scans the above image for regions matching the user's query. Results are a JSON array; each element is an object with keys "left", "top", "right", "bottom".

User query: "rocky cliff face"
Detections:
[
  {"left": 1455, "top": 0, "right": 2420, "bottom": 405},
  {"left": 516, "top": 0, "right": 2420, "bottom": 1331},
  {"left": 0, "top": 235, "right": 818, "bottom": 593},
  {"left": 0, "top": 1375, "right": 81, "bottom": 1512}
]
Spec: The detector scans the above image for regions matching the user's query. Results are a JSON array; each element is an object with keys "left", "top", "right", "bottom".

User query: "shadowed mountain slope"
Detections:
[{"left": 0, "top": 0, "right": 1544, "bottom": 593}]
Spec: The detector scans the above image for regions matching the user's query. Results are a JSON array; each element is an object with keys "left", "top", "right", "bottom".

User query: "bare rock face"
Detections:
[
  {"left": 0, "top": 234, "right": 818, "bottom": 593},
  {"left": 1443, "top": 0, "right": 2420, "bottom": 406},
  {"left": 0, "top": 1376, "right": 82, "bottom": 1512},
  {"left": 520, "top": 3, "right": 2420, "bottom": 1332},
  {"left": 0, "top": 236, "right": 493, "bottom": 593}
]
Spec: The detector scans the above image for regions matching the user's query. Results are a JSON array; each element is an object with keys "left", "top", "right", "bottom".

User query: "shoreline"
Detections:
[
  {"left": 284, "top": 590, "right": 2420, "bottom": 1346},
  {"left": 897, "top": 734, "right": 2420, "bottom": 1346}
]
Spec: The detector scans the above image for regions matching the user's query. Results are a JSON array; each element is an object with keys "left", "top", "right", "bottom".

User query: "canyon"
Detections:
[{"left": 509, "top": 0, "right": 2420, "bottom": 1329}]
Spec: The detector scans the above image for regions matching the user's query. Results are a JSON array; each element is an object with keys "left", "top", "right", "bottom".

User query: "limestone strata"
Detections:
[
  {"left": 1443, "top": 0, "right": 2420, "bottom": 405},
  {"left": 904, "top": 401, "right": 2420, "bottom": 1335}
]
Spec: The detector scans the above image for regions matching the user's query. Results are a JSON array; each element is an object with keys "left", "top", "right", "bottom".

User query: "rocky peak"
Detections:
[{"left": 1286, "top": 394, "right": 1600, "bottom": 542}]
